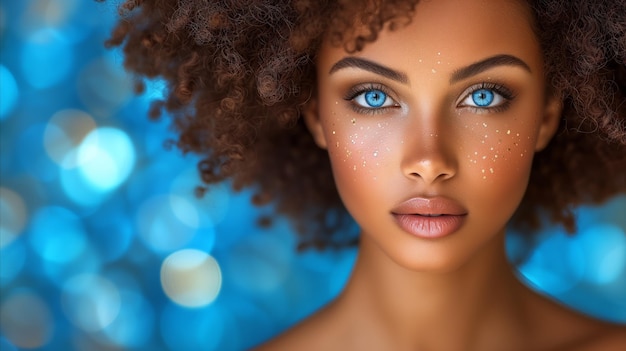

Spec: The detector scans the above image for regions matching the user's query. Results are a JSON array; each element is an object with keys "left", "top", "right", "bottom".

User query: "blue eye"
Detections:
[
  {"left": 459, "top": 84, "right": 512, "bottom": 111},
  {"left": 353, "top": 88, "right": 396, "bottom": 109},
  {"left": 471, "top": 89, "right": 494, "bottom": 107}
]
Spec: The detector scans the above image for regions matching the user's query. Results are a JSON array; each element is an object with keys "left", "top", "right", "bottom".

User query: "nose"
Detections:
[{"left": 401, "top": 118, "right": 458, "bottom": 185}]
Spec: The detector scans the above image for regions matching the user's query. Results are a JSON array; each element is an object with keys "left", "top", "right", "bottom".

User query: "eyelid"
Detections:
[
  {"left": 456, "top": 82, "right": 515, "bottom": 111},
  {"left": 344, "top": 83, "right": 401, "bottom": 114}
]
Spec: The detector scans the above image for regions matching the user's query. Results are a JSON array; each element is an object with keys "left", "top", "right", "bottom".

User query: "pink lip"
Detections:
[{"left": 391, "top": 197, "right": 467, "bottom": 239}]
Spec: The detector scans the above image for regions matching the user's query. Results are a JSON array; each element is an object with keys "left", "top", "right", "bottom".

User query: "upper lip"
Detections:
[{"left": 391, "top": 196, "right": 467, "bottom": 216}]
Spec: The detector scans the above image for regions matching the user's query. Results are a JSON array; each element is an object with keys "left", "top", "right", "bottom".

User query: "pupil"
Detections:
[{"left": 365, "top": 90, "right": 386, "bottom": 107}]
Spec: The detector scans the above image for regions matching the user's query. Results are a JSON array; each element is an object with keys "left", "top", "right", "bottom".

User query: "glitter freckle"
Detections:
[
  {"left": 489, "top": 168, "right": 494, "bottom": 173},
  {"left": 351, "top": 118, "right": 356, "bottom": 125},
  {"left": 506, "top": 129, "right": 511, "bottom": 135}
]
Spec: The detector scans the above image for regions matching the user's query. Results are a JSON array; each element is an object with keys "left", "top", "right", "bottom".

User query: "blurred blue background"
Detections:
[{"left": 0, "top": 1, "right": 625, "bottom": 350}]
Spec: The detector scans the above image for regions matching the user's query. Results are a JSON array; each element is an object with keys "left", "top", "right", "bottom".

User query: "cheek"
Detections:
[{"left": 324, "top": 113, "right": 395, "bottom": 184}]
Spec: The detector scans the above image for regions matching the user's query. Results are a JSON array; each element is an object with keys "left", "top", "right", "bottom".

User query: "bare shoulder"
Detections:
[
  {"left": 536, "top": 311, "right": 626, "bottom": 351},
  {"left": 523, "top": 289, "right": 626, "bottom": 351}
]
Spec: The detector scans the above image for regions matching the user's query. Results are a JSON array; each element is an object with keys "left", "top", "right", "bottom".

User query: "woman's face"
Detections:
[{"left": 305, "top": 0, "right": 561, "bottom": 272}]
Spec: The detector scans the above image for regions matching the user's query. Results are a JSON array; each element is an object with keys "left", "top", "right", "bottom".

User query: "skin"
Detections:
[{"left": 256, "top": 0, "right": 626, "bottom": 349}]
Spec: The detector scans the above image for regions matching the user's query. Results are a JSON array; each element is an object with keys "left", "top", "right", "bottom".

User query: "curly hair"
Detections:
[{"left": 103, "top": 0, "right": 626, "bottom": 249}]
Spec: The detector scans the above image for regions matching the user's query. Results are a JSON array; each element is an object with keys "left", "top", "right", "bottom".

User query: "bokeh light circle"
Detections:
[
  {"left": 137, "top": 195, "right": 199, "bottom": 253},
  {"left": 0, "top": 65, "right": 19, "bottom": 120},
  {"left": 61, "top": 274, "right": 121, "bottom": 332},
  {"left": 21, "top": 28, "right": 72, "bottom": 89},
  {"left": 570, "top": 224, "right": 626, "bottom": 285},
  {"left": 99, "top": 289, "right": 155, "bottom": 348},
  {"left": 0, "top": 187, "right": 27, "bottom": 248},
  {"left": 161, "top": 249, "right": 222, "bottom": 308},
  {"left": 29, "top": 206, "right": 87, "bottom": 264},
  {"left": 43, "top": 109, "right": 96, "bottom": 168},
  {"left": 517, "top": 232, "right": 584, "bottom": 295},
  {"left": 76, "top": 127, "right": 135, "bottom": 191},
  {"left": 0, "top": 290, "right": 54, "bottom": 349}
]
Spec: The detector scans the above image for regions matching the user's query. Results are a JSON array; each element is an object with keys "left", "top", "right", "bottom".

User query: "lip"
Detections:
[{"left": 391, "top": 197, "right": 467, "bottom": 239}]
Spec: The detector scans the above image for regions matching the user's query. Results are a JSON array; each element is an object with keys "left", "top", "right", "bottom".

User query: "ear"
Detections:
[
  {"left": 534, "top": 92, "right": 563, "bottom": 151},
  {"left": 302, "top": 97, "right": 328, "bottom": 149}
]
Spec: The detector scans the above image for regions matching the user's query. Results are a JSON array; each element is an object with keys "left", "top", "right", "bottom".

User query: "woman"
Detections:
[{"left": 105, "top": 0, "right": 626, "bottom": 349}]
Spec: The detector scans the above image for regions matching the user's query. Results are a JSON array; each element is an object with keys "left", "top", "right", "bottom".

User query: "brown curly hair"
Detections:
[{"left": 103, "top": 0, "right": 626, "bottom": 249}]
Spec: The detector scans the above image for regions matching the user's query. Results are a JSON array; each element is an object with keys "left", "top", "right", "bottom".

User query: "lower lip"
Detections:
[{"left": 392, "top": 214, "right": 465, "bottom": 239}]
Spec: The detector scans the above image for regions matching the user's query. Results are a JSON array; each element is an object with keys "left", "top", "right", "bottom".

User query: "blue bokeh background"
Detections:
[{"left": 0, "top": 1, "right": 625, "bottom": 350}]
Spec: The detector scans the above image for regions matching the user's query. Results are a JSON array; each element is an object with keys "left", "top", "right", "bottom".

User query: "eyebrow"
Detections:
[
  {"left": 449, "top": 54, "right": 531, "bottom": 83},
  {"left": 329, "top": 57, "right": 409, "bottom": 84}
]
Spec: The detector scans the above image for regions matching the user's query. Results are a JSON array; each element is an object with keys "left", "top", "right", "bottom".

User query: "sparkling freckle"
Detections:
[
  {"left": 489, "top": 168, "right": 494, "bottom": 173},
  {"left": 373, "top": 151, "right": 379, "bottom": 157},
  {"left": 482, "top": 169, "right": 486, "bottom": 173},
  {"left": 506, "top": 130, "right": 511, "bottom": 135},
  {"left": 474, "top": 151, "right": 478, "bottom": 155},
  {"left": 482, "top": 155, "right": 486, "bottom": 159},
  {"left": 353, "top": 165, "right": 357, "bottom": 171},
  {"left": 482, "top": 123, "right": 487, "bottom": 127},
  {"left": 431, "top": 68, "right": 437, "bottom": 73},
  {"left": 351, "top": 118, "right": 356, "bottom": 125},
  {"left": 483, "top": 175, "right": 487, "bottom": 179},
  {"left": 332, "top": 130, "right": 336, "bottom": 134}
]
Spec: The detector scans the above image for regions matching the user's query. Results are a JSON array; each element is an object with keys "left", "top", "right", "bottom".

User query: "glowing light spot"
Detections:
[
  {"left": 506, "top": 129, "right": 511, "bottom": 135},
  {"left": 77, "top": 56, "right": 134, "bottom": 114},
  {"left": 170, "top": 168, "right": 229, "bottom": 229},
  {"left": 29, "top": 206, "right": 86, "bottom": 263},
  {"left": 43, "top": 109, "right": 96, "bottom": 168},
  {"left": 0, "top": 65, "right": 18, "bottom": 120},
  {"left": 373, "top": 151, "right": 378, "bottom": 157},
  {"left": 489, "top": 168, "right": 494, "bottom": 173},
  {"left": 100, "top": 290, "right": 154, "bottom": 348},
  {"left": 161, "top": 249, "right": 222, "bottom": 308},
  {"left": 0, "top": 188, "right": 27, "bottom": 248},
  {"left": 431, "top": 68, "right": 437, "bottom": 73},
  {"left": 77, "top": 127, "right": 135, "bottom": 191},
  {"left": 61, "top": 274, "right": 121, "bottom": 332},
  {"left": 137, "top": 195, "right": 198, "bottom": 253},
  {"left": 518, "top": 233, "right": 583, "bottom": 295},
  {"left": 570, "top": 224, "right": 626, "bottom": 284},
  {"left": 0, "top": 290, "right": 54, "bottom": 349},
  {"left": 351, "top": 118, "right": 356, "bottom": 125},
  {"left": 226, "top": 234, "right": 292, "bottom": 293},
  {"left": 21, "top": 29, "right": 73, "bottom": 89}
]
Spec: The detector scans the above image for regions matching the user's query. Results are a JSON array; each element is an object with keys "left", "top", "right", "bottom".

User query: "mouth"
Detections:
[{"left": 391, "top": 197, "right": 467, "bottom": 239}]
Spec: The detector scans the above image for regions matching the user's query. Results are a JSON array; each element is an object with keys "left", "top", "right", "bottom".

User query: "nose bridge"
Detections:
[{"left": 401, "top": 110, "right": 457, "bottom": 184}]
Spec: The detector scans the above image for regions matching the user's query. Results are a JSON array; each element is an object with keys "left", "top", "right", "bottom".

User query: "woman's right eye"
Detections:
[
  {"left": 345, "top": 85, "right": 399, "bottom": 113},
  {"left": 353, "top": 89, "right": 395, "bottom": 109}
]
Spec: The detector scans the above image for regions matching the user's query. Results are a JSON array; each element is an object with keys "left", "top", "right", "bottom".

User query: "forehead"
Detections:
[{"left": 319, "top": 0, "right": 541, "bottom": 72}]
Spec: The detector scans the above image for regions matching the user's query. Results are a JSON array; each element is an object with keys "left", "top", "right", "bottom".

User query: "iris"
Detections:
[
  {"left": 364, "top": 90, "right": 387, "bottom": 107},
  {"left": 471, "top": 89, "right": 494, "bottom": 107}
]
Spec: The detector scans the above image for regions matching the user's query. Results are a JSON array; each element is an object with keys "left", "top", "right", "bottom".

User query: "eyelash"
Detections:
[
  {"left": 344, "top": 83, "right": 399, "bottom": 115},
  {"left": 344, "top": 82, "right": 516, "bottom": 115},
  {"left": 457, "top": 82, "right": 515, "bottom": 113}
]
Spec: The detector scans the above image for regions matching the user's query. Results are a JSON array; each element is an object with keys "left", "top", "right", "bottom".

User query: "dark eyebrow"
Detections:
[
  {"left": 450, "top": 54, "right": 531, "bottom": 83},
  {"left": 329, "top": 57, "right": 409, "bottom": 84}
]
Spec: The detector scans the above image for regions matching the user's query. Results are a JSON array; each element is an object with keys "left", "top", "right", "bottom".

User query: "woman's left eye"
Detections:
[{"left": 458, "top": 84, "right": 513, "bottom": 111}]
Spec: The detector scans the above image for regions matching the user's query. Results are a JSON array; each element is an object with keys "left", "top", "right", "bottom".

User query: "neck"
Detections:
[{"left": 337, "top": 231, "right": 530, "bottom": 350}]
